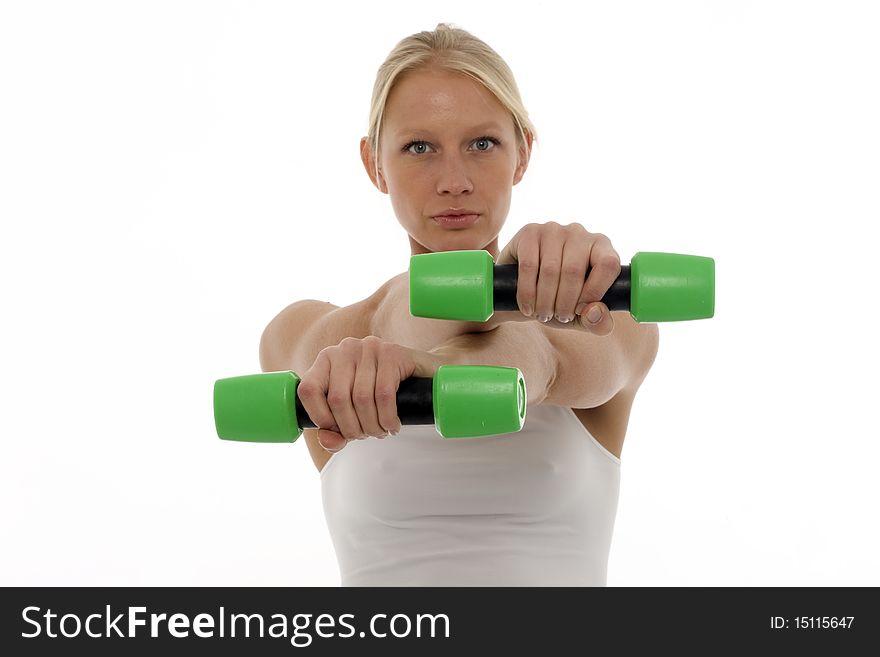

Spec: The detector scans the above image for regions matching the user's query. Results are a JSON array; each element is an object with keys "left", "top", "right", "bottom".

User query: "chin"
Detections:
[{"left": 426, "top": 236, "right": 486, "bottom": 253}]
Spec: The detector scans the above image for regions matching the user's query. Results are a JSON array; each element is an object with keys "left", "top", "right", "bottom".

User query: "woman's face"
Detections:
[{"left": 361, "top": 67, "right": 531, "bottom": 257}]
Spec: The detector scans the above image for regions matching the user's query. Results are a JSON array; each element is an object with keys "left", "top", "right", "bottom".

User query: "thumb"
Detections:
[
  {"left": 577, "top": 302, "right": 613, "bottom": 335},
  {"left": 406, "top": 346, "right": 442, "bottom": 379},
  {"left": 318, "top": 428, "right": 348, "bottom": 453}
]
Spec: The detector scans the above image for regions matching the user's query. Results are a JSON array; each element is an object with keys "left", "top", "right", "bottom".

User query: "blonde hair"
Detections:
[{"left": 366, "top": 22, "right": 537, "bottom": 180}]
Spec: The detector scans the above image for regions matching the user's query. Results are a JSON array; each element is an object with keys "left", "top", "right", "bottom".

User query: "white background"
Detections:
[{"left": 1, "top": 0, "right": 878, "bottom": 586}]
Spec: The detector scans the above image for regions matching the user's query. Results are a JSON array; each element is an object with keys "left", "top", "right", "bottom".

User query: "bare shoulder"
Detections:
[
  {"left": 259, "top": 299, "right": 339, "bottom": 373},
  {"left": 258, "top": 281, "right": 400, "bottom": 476},
  {"left": 259, "top": 277, "right": 401, "bottom": 375}
]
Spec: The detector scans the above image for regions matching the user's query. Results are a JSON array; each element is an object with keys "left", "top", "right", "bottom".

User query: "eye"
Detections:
[
  {"left": 472, "top": 136, "right": 500, "bottom": 152},
  {"left": 400, "top": 135, "right": 502, "bottom": 155},
  {"left": 402, "top": 140, "right": 433, "bottom": 155}
]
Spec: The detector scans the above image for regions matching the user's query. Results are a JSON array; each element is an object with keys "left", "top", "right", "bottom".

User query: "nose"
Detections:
[{"left": 435, "top": 153, "right": 474, "bottom": 196}]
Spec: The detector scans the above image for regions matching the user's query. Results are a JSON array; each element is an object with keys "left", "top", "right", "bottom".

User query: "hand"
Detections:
[
  {"left": 495, "top": 221, "right": 621, "bottom": 336},
  {"left": 296, "top": 336, "right": 442, "bottom": 453}
]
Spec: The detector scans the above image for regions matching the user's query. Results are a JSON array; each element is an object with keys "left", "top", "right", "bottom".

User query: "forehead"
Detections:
[{"left": 385, "top": 69, "right": 509, "bottom": 136}]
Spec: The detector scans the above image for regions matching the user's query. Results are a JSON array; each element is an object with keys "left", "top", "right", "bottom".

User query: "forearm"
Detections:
[{"left": 426, "top": 322, "right": 557, "bottom": 406}]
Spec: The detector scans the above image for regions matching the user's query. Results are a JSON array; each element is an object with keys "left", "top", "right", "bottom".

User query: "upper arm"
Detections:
[
  {"left": 542, "top": 313, "right": 660, "bottom": 409},
  {"left": 259, "top": 297, "right": 378, "bottom": 375}
]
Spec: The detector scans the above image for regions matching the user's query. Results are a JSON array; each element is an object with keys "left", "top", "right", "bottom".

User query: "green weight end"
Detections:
[
  {"left": 213, "top": 371, "right": 304, "bottom": 443},
  {"left": 432, "top": 365, "right": 527, "bottom": 438},
  {"left": 410, "top": 250, "right": 494, "bottom": 322},
  {"left": 630, "top": 252, "right": 715, "bottom": 322}
]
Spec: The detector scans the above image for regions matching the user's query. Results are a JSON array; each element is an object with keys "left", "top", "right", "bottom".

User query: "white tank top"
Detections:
[{"left": 319, "top": 403, "right": 621, "bottom": 586}]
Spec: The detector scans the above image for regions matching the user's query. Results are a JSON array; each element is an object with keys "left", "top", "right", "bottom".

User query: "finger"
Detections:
[
  {"left": 296, "top": 353, "right": 339, "bottom": 436},
  {"left": 375, "top": 343, "right": 401, "bottom": 435},
  {"left": 575, "top": 235, "right": 621, "bottom": 318},
  {"left": 317, "top": 428, "right": 349, "bottom": 453},
  {"left": 325, "top": 355, "right": 365, "bottom": 440},
  {"left": 578, "top": 301, "right": 615, "bottom": 336},
  {"left": 556, "top": 233, "right": 590, "bottom": 323},
  {"left": 352, "top": 339, "right": 385, "bottom": 437},
  {"left": 535, "top": 224, "right": 565, "bottom": 323},
  {"left": 514, "top": 224, "right": 540, "bottom": 317}
]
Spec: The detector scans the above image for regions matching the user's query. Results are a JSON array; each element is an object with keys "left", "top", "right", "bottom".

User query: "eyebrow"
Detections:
[{"left": 393, "top": 122, "right": 505, "bottom": 137}]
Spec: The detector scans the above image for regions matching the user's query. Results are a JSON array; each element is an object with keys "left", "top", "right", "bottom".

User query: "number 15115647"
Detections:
[{"left": 770, "top": 616, "right": 854, "bottom": 630}]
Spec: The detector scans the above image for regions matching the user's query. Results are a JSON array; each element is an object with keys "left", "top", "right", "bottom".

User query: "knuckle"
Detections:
[
  {"left": 352, "top": 389, "right": 373, "bottom": 405},
  {"left": 375, "top": 387, "right": 396, "bottom": 402},
  {"left": 602, "top": 254, "right": 622, "bottom": 272},
  {"left": 601, "top": 250, "right": 620, "bottom": 265},
  {"left": 562, "top": 262, "right": 584, "bottom": 277},
  {"left": 296, "top": 380, "right": 317, "bottom": 398},
  {"left": 340, "top": 337, "right": 364, "bottom": 354},
  {"left": 377, "top": 340, "right": 399, "bottom": 356},
  {"left": 326, "top": 392, "right": 346, "bottom": 408},
  {"left": 519, "top": 260, "right": 539, "bottom": 273},
  {"left": 541, "top": 261, "right": 560, "bottom": 277}
]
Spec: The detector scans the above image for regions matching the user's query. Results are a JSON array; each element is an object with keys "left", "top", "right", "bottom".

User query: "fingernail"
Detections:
[
  {"left": 557, "top": 315, "right": 572, "bottom": 323},
  {"left": 522, "top": 304, "right": 533, "bottom": 317},
  {"left": 575, "top": 303, "right": 587, "bottom": 316},
  {"left": 538, "top": 314, "right": 551, "bottom": 323},
  {"left": 587, "top": 306, "right": 602, "bottom": 324}
]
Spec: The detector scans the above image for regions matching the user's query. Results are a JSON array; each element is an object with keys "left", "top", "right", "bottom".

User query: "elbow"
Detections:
[
  {"left": 259, "top": 319, "right": 282, "bottom": 373},
  {"left": 258, "top": 324, "right": 274, "bottom": 372}
]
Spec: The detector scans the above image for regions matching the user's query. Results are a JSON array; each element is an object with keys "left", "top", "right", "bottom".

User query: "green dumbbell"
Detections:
[
  {"left": 214, "top": 364, "right": 527, "bottom": 442},
  {"left": 409, "top": 250, "right": 715, "bottom": 323}
]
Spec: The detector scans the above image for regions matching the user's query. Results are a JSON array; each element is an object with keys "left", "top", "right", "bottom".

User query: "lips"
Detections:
[{"left": 433, "top": 213, "right": 480, "bottom": 228}]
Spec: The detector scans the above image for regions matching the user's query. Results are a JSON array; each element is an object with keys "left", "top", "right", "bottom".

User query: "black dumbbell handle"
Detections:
[
  {"left": 294, "top": 376, "right": 434, "bottom": 429},
  {"left": 493, "top": 264, "right": 632, "bottom": 312}
]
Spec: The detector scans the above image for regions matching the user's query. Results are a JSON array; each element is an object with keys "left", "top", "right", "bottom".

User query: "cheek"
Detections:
[
  {"left": 388, "top": 167, "right": 428, "bottom": 197},
  {"left": 483, "top": 158, "right": 515, "bottom": 185},
  {"left": 487, "top": 174, "right": 513, "bottom": 204}
]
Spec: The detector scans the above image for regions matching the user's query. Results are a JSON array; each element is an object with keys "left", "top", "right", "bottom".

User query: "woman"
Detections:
[{"left": 260, "top": 23, "right": 659, "bottom": 586}]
